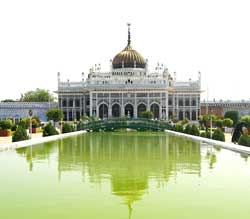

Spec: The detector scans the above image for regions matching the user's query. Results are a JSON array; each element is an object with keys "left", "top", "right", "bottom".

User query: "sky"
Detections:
[{"left": 0, "top": 0, "right": 250, "bottom": 101}]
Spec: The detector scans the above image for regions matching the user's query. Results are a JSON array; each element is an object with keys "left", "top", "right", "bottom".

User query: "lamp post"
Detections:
[{"left": 28, "top": 109, "right": 33, "bottom": 138}]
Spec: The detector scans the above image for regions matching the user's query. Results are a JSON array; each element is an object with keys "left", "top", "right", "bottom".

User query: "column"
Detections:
[{"left": 90, "top": 92, "right": 93, "bottom": 117}]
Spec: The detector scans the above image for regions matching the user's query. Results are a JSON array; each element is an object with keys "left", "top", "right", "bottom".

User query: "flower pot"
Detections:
[{"left": 0, "top": 129, "right": 11, "bottom": 137}]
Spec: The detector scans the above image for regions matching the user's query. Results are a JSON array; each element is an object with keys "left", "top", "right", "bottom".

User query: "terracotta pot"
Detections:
[
  {"left": 0, "top": 130, "right": 11, "bottom": 137},
  {"left": 32, "top": 128, "right": 38, "bottom": 133}
]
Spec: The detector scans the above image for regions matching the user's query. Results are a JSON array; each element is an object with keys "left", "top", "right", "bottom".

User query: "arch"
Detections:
[
  {"left": 150, "top": 103, "right": 160, "bottom": 119},
  {"left": 192, "top": 111, "right": 197, "bottom": 120},
  {"left": 125, "top": 104, "right": 134, "bottom": 118},
  {"left": 112, "top": 104, "right": 120, "bottom": 117},
  {"left": 99, "top": 103, "right": 108, "bottom": 119},
  {"left": 185, "top": 111, "right": 190, "bottom": 120},
  {"left": 178, "top": 99, "right": 183, "bottom": 106},
  {"left": 179, "top": 111, "right": 183, "bottom": 120},
  {"left": 137, "top": 103, "right": 147, "bottom": 118},
  {"left": 192, "top": 99, "right": 196, "bottom": 106},
  {"left": 185, "top": 98, "right": 190, "bottom": 106}
]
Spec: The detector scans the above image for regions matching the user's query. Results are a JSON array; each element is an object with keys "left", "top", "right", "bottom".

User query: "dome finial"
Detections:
[{"left": 127, "top": 23, "right": 131, "bottom": 46}]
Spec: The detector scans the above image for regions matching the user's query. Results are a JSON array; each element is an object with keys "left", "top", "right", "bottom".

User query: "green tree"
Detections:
[
  {"left": 20, "top": 88, "right": 55, "bottom": 102},
  {"left": 1, "top": 99, "right": 15, "bottom": 102},
  {"left": 174, "top": 124, "right": 184, "bottom": 133},
  {"left": 223, "top": 118, "right": 233, "bottom": 127},
  {"left": 215, "top": 119, "right": 223, "bottom": 128},
  {"left": 46, "top": 109, "right": 64, "bottom": 124},
  {"left": 224, "top": 111, "right": 239, "bottom": 126},
  {"left": 12, "top": 126, "right": 29, "bottom": 142}
]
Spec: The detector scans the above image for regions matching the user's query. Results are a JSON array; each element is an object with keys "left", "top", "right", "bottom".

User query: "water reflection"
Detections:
[{"left": 17, "top": 133, "right": 204, "bottom": 217}]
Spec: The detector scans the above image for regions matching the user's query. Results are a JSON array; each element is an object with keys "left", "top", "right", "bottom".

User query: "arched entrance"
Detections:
[
  {"left": 150, "top": 103, "right": 160, "bottom": 119},
  {"left": 125, "top": 104, "right": 134, "bottom": 118},
  {"left": 99, "top": 104, "right": 108, "bottom": 119},
  {"left": 137, "top": 103, "right": 147, "bottom": 118},
  {"left": 179, "top": 111, "right": 183, "bottom": 120},
  {"left": 192, "top": 111, "right": 197, "bottom": 120},
  {"left": 112, "top": 104, "right": 120, "bottom": 117}
]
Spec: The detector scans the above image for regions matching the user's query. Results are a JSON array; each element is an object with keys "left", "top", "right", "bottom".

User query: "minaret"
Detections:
[{"left": 127, "top": 23, "right": 131, "bottom": 46}]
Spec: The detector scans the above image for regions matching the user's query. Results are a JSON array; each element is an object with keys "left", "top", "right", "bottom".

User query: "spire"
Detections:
[{"left": 127, "top": 23, "right": 131, "bottom": 46}]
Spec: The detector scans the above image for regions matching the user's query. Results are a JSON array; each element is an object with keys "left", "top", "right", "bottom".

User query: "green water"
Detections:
[{"left": 1, "top": 132, "right": 250, "bottom": 219}]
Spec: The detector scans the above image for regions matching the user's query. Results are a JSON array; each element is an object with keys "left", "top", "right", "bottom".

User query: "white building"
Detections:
[{"left": 57, "top": 24, "right": 202, "bottom": 121}]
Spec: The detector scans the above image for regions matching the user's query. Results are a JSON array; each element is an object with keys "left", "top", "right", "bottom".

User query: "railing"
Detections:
[{"left": 77, "top": 118, "right": 173, "bottom": 132}]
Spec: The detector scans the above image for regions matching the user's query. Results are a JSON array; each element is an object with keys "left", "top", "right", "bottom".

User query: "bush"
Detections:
[
  {"left": 200, "top": 131, "right": 211, "bottom": 138},
  {"left": 18, "top": 119, "right": 29, "bottom": 129},
  {"left": 215, "top": 119, "right": 223, "bottom": 128},
  {"left": 223, "top": 118, "right": 233, "bottom": 127},
  {"left": 238, "top": 134, "right": 250, "bottom": 147},
  {"left": 139, "top": 111, "right": 153, "bottom": 119},
  {"left": 190, "top": 124, "right": 200, "bottom": 136},
  {"left": 12, "top": 126, "right": 29, "bottom": 142},
  {"left": 0, "top": 119, "right": 13, "bottom": 130},
  {"left": 43, "top": 123, "right": 59, "bottom": 137},
  {"left": 240, "top": 116, "right": 250, "bottom": 130},
  {"left": 181, "top": 118, "right": 189, "bottom": 125},
  {"left": 212, "top": 129, "right": 225, "bottom": 142},
  {"left": 62, "top": 123, "right": 74, "bottom": 133},
  {"left": 224, "top": 111, "right": 239, "bottom": 126},
  {"left": 184, "top": 124, "right": 191, "bottom": 134},
  {"left": 174, "top": 124, "right": 184, "bottom": 133}
]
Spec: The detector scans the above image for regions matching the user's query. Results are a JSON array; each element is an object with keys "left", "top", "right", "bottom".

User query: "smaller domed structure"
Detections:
[{"left": 112, "top": 23, "right": 146, "bottom": 69}]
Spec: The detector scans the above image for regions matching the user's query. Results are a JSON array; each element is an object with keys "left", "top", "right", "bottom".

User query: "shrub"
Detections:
[
  {"left": 181, "top": 118, "right": 189, "bottom": 125},
  {"left": 43, "top": 123, "right": 59, "bottom": 137},
  {"left": 0, "top": 119, "right": 13, "bottom": 130},
  {"left": 62, "top": 123, "right": 74, "bottom": 133},
  {"left": 190, "top": 124, "right": 200, "bottom": 136},
  {"left": 212, "top": 129, "right": 225, "bottom": 142},
  {"left": 82, "top": 114, "right": 91, "bottom": 122},
  {"left": 200, "top": 131, "right": 211, "bottom": 138},
  {"left": 18, "top": 119, "right": 29, "bottom": 129},
  {"left": 240, "top": 116, "right": 250, "bottom": 130},
  {"left": 174, "top": 124, "right": 184, "bottom": 133},
  {"left": 238, "top": 134, "right": 250, "bottom": 147},
  {"left": 223, "top": 118, "right": 233, "bottom": 128},
  {"left": 139, "top": 111, "right": 153, "bottom": 119},
  {"left": 184, "top": 124, "right": 191, "bottom": 134},
  {"left": 12, "top": 126, "right": 29, "bottom": 142},
  {"left": 224, "top": 111, "right": 239, "bottom": 126},
  {"left": 215, "top": 119, "right": 223, "bottom": 128}
]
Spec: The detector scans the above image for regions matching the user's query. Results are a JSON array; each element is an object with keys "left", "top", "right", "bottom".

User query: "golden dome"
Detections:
[{"left": 112, "top": 24, "right": 146, "bottom": 69}]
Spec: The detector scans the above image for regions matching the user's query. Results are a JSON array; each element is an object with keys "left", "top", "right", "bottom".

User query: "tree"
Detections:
[
  {"left": 46, "top": 109, "right": 64, "bottom": 124},
  {"left": 139, "top": 111, "right": 153, "bottom": 119},
  {"left": 12, "top": 126, "right": 29, "bottom": 142},
  {"left": 62, "top": 123, "right": 74, "bottom": 133},
  {"left": 215, "top": 119, "right": 223, "bottom": 128},
  {"left": 20, "top": 88, "right": 55, "bottom": 102},
  {"left": 222, "top": 118, "right": 233, "bottom": 127},
  {"left": 224, "top": 111, "right": 239, "bottom": 126},
  {"left": 1, "top": 99, "right": 15, "bottom": 102}
]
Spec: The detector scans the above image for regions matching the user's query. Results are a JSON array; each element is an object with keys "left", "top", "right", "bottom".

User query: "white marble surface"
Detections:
[
  {"left": 165, "top": 130, "right": 250, "bottom": 155},
  {"left": 0, "top": 130, "right": 87, "bottom": 151}
]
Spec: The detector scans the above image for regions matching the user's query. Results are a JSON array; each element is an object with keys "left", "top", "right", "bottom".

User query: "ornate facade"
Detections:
[{"left": 57, "top": 24, "right": 202, "bottom": 121}]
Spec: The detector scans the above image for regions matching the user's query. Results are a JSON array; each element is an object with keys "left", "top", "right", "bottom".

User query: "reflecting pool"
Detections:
[{"left": 1, "top": 132, "right": 250, "bottom": 219}]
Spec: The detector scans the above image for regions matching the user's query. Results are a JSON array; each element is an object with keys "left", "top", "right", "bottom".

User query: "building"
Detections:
[
  {"left": 201, "top": 100, "right": 250, "bottom": 117},
  {"left": 0, "top": 102, "right": 58, "bottom": 122},
  {"left": 57, "top": 24, "right": 202, "bottom": 121}
]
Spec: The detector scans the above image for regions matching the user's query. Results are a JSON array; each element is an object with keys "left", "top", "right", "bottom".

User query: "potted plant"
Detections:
[{"left": 0, "top": 119, "right": 13, "bottom": 137}]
